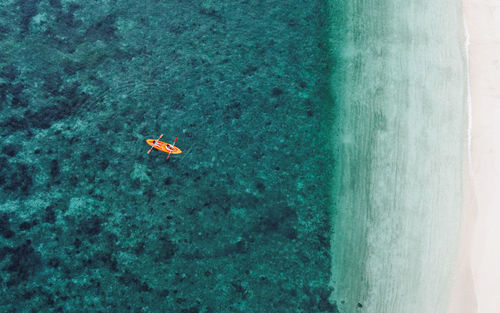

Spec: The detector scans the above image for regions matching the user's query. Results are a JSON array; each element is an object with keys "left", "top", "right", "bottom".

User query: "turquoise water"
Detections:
[
  {"left": 329, "top": 0, "right": 467, "bottom": 312},
  {"left": 0, "top": 1, "right": 335, "bottom": 312},
  {"left": 0, "top": 0, "right": 468, "bottom": 311}
]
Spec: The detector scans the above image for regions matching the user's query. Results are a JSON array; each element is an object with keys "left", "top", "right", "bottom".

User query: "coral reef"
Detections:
[{"left": 0, "top": 0, "right": 335, "bottom": 312}]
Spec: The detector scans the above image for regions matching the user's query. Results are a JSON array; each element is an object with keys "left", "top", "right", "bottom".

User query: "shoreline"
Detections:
[
  {"left": 450, "top": 0, "right": 500, "bottom": 311},
  {"left": 445, "top": 9, "right": 478, "bottom": 313}
]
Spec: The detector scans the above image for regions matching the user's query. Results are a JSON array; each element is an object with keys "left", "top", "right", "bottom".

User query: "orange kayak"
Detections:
[{"left": 146, "top": 139, "right": 182, "bottom": 154}]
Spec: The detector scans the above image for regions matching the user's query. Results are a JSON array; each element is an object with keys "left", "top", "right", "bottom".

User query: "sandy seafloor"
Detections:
[{"left": 0, "top": 1, "right": 336, "bottom": 312}]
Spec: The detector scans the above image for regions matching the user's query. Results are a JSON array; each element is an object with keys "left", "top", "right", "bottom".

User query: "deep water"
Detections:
[{"left": 0, "top": 0, "right": 336, "bottom": 312}]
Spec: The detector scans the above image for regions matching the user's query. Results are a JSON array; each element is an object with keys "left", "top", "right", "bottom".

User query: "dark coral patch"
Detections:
[
  {"left": 2, "top": 240, "right": 42, "bottom": 286},
  {"left": 0, "top": 64, "right": 18, "bottom": 80},
  {"left": 48, "top": 0, "right": 61, "bottom": 9},
  {"left": 43, "top": 205, "right": 57, "bottom": 224},
  {"left": 11, "top": 96, "right": 29, "bottom": 108},
  {"left": 255, "top": 181, "right": 266, "bottom": 193},
  {"left": 224, "top": 101, "right": 242, "bottom": 120},
  {"left": 0, "top": 116, "right": 28, "bottom": 133},
  {"left": 62, "top": 60, "right": 84, "bottom": 75},
  {"left": 271, "top": 87, "right": 284, "bottom": 96},
  {"left": 78, "top": 215, "right": 103, "bottom": 236},
  {"left": 257, "top": 205, "right": 297, "bottom": 235},
  {"left": 242, "top": 65, "right": 258, "bottom": 76},
  {"left": 56, "top": 4, "right": 82, "bottom": 28},
  {"left": 19, "top": 221, "right": 33, "bottom": 231},
  {"left": 25, "top": 106, "right": 67, "bottom": 129},
  {"left": 156, "top": 236, "right": 178, "bottom": 261},
  {"left": 85, "top": 14, "right": 118, "bottom": 42},
  {"left": 2, "top": 143, "right": 18, "bottom": 157},
  {"left": 1, "top": 162, "right": 33, "bottom": 195},
  {"left": 43, "top": 72, "right": 63, "bottom": 95},
  {"left": 17, "top": 0, "right": 41, "bottom": 33},
  {"left": 9, "top": 82, "right": 24, "bottom": 96},
  {"left": 80, "top": 152, "right": 91, "bottom": 162},
  {"left": 118, "top": 270, "right": 152, "bottom": 292},
  {"left": 6, "top": 85, "right": 88, "bottom": 131},
  {"left": 0, "top": 83, "right": 8, "bottom": 102},
  {"left": 0, "top": 24, "right": 10, "bottom": 40},
  {"left": 0, "top": 213, "right": 15, "bottom": 239},
  {"left": 47, "top": 257, "right": 60, "bottom": 268},
  {"left": 50, "top": 159, "right": 60, "bottom": 178}
]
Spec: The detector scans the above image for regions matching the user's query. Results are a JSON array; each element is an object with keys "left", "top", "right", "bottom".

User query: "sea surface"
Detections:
[
  {"left": 329, "top": 0, "right": 467, "bottom": 312},
  {"left": 0, "top": 1, "right": 334, "bottom": 312},
  {"left": 0, "top": 0, "right": 468, "bottom": 312}
]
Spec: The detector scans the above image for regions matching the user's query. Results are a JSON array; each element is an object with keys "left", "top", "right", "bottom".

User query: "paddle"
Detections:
[
  {"left": 167, "top": 137, "right": 177, "bottom": 160},
  {"left": 147, "top": 133, "right": 163, "bottom": 154}
]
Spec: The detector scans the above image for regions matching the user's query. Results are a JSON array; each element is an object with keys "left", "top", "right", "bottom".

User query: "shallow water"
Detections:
[
  {"left": 0, "top": 1, "right": 334, "bottom": 312},
  {"left": 329, "top": 0, "right": 467, "bottom": 312}
]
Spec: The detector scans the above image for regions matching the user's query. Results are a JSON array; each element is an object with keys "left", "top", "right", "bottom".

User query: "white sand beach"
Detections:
[{"left": 449, "top": 0, "right": 500, "bottom": 312}]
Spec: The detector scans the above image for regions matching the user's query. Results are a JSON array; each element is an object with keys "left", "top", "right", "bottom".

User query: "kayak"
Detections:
[{"left": 146, "top": 139, "right": 182, "bottom": 154}]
